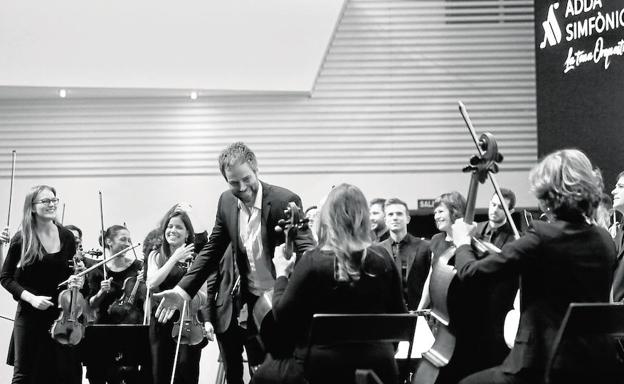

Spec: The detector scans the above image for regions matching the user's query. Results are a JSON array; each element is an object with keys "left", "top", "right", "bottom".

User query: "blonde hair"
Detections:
[
  {"left": 317, "top": 183, "right": 372, "bottom": 282},
  {"left": 529, "top": 149, "right": 603, "bottom": 221},
  {"left": 20, "top": 185, "right": 57, "bottom": 266}
]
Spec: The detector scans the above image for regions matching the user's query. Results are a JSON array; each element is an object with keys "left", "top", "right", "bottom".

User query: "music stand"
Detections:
[
  {"left": 83, "top": 324, "right": 151, "bottom": 384},
  {"left": 545, "top": 303, "right": 624, "bottom": 384},
  {"left": 307, "top": 313, "right": 418, "bottom": 383}
]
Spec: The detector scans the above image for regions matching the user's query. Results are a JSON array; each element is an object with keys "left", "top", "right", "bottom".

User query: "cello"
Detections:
[
  {"left": 413, "top": 108, "right": 503, "bottom": 384},
  {"left": 251, "top": 202, "right": 308, "bottom": 358}
]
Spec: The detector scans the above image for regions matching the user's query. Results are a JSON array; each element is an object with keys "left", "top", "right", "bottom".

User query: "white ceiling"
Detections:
[{"left": 0, "top": 0, "right": 345, "bottom": 99}]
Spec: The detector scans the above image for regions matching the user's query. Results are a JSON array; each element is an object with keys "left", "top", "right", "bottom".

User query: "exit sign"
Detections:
[{"left": 417, "top": 199, "right": 436, "bottom": 209}]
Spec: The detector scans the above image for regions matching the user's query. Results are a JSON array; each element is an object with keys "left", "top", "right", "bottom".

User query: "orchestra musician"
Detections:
[
  {"left": 84, "top": 224, "right": 143, "bottom": 384},
  {"left": 453, "top": 149, "right": 617, "bottom": 384},
  {"left": 0, "top": 185, "right": 82, "bottom": 384},
  {"left": 153, "top": 142, "right": 315, "bottom": 381},
  {"left": 251, "top": 183, "right": 407, "bottom": 384},
  {"left": 146, "top": 207, "right": 212, "bottom": 384},
  {"left": 609, "top": 171, "right": 624, "bottom": 302}
]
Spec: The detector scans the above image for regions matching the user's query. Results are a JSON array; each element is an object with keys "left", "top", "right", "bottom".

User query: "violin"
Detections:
[
  {"left": 171, "top": 257, "right": 208, "bottom": 345},
  {"left": 413, "top": 103, "right": 503, "bottom": 384},
  {"left": 51, "top": 256, "right": 87, "bottom": 345},
  {"left": 108, "top": 268, "right": 147, "bottom": 324},
  {"left": 251, "top": 202, "right": 308, "bottom": 357}
]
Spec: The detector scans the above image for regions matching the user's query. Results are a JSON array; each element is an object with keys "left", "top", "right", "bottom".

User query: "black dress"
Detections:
[
  {"left": 0, "top": 225, "right": 82, "bottom": 384},
  {"left": 252, "top": 244, "right": 407, "bottom": 384}
]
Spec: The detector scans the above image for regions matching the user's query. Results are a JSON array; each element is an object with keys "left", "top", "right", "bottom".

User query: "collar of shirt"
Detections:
[{"left": 238, "top": 182, "right": 263, "bottom": 216}]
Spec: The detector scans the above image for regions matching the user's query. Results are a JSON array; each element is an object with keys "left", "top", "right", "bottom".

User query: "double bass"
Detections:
[{"left": 413, "top": 104, "right": 504, "bottom": 384}]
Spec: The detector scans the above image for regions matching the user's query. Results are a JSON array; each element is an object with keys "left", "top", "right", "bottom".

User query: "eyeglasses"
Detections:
[{"left": 33, "top": 198, "right": 60, "bottom": 206}]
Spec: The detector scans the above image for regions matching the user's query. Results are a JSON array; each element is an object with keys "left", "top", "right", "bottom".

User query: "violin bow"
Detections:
[
  {"left": 57, "top": 243, "right": 142, "bottom": 287},
  {"left": 170, "top": 303, "right": 188, "bottom": 384},
  {"left": 98, "top": 191, "right": 107, "bottom": 279},
  {"left": 459, "top": 101, "right": 520, "bottom": 240},
  {"left": 7, "top": 150, "right": 16, "bottom": 228},
  {"left": 124, "top": 221, "right": 150, "bottom": 326}
]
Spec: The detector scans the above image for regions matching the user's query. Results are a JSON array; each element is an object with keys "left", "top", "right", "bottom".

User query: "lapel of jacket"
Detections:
[
  {"left": 616, "top": 227, "right": 624, "bottom": 260},
  {"left": 261, "top": 182, "right": 272, "bottom": 253},
  {"left": 228, "top": 193, "right": 241, "bottom": 259}
]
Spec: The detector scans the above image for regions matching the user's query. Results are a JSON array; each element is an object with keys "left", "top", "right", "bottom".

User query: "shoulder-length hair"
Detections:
[
  {"left": 433, "top": 191, "right": 466, "bottom": 222},
  {"left": 20, "top": 185, "right": 57, "bottom": 266},
  {"left": 153, "top": 211, "right": 195, "bottom": 268},
  {"left": 529, "top": 149, "right": 602, "bottom": 221},
  {"left": 317, "top": 183, "right": 372, "bottom": 282}
]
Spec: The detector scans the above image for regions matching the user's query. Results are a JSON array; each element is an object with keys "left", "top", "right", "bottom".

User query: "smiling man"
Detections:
[
  {"left": 610, "top": 172, "right": 624, "bottom": 302},
  {"left": 153, "top": 142, "right": 315, "bottom": 384},
  {"left": 380, "top": 198, "right": 430, "bottom": 310}
]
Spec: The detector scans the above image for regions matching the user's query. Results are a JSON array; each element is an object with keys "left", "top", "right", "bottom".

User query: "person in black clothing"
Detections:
[
  {"left": 146, "top": 205, "right": 212, "bottom": 384},
  {"left": 473, "top": 189, "right": 520, "bottom": 365},
  {"left": 0, "top": 185, "right": 82, "bottom": 384},
  {"left": 370, "top": 198, "right": 390, "bottom": 243},
  {"left": 380, "top": 198, "right": 431, "bottom": 310},
  {"left": 84, "top": 224, "right": 144, "bottom": 384},
  {"left": 252, "top": 183, "right": 407, "bottom": 384},
  {"left": 454, "top": 149, "right": 619, "bottom": 384}
]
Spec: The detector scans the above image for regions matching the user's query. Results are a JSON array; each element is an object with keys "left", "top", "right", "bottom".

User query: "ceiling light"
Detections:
[
  {"left": 58, "top": 89, "right": 67, "bottom": 98},
  {"left": 190, "top": 91, "right": 198, "bottom": 100}
]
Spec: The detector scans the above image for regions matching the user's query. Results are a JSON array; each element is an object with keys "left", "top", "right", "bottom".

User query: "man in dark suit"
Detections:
[
  {"left": 370, "top": 198, "right": 390, "bottom": 243},
  {"left": 379, "top": 198, "right": 430, "bottom": 310},
  {"left": 611, "top": 171, "right": 624, "bottom": 302},
  {"left": 155, "top": 142, "right": 315, "bottom": 384}
]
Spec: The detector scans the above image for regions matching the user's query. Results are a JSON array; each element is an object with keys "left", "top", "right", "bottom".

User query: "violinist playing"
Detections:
[
  {"left": 84, "top": 224, "right": 143, "bottom": 384},
  {"left": 147, "top": 208, "right": 212, "bottom": 384},
  {"left": 0, "top": 185, "right": 83, "bottom": 384},
  {"left": 452, "top": 149, "right": 619, "bottom": 384}
]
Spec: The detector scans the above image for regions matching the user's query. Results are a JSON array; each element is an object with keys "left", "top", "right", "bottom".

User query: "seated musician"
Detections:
[
  {"left": 251, "top": 183, "right": 407, "bottom": 384},
  {"left": 146, "top": 206, "right": 212, "bottom": 384},
  {"left": 84, "top": 224, "right": 144, "bottom": 384},
  {"left": 453, "top": 149, "right": 618, "bottom": 384}
]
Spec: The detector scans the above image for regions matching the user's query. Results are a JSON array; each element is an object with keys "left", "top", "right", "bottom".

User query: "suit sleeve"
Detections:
[
  {"left": 272, "top": 251, "right": 314, "bottom": 325},
  {"left": 455, "top": 227, "right": 540, "bottom": 281},
  {"left": 0, "top": 235, "right": 25, "bottom": 301},
  {"left": 179, "top": 194, "right": 231, "bottom": 298}
]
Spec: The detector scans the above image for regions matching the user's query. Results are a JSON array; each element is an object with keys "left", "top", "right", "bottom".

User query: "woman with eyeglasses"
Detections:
[
  {"left": 83, "top": 224, "right": 144, "bottom": 384},
  {"left": 0, "top": 185, "right": 82, "bottom": 384}
]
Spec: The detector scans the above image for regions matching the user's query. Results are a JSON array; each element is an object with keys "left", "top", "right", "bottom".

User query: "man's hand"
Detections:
[
  {"left": 204, "top": 321, "right": 215, "bottom": 341},
  {"left": 154, "top": 289, "right": 185, "bottom": 323}
]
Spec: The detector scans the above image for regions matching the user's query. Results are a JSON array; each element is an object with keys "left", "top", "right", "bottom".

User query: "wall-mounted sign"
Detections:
[{"left": 417, "top": 199, "right": 436, "bottom": 209}]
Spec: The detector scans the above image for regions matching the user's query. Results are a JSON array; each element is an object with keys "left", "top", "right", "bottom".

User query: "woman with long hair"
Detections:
[
  {"left": 0, "top": 185, "right": 82, "bottom": 384},
  {"left": 252, "top": 183, "right": 406, "bottom": 384},
  {"left": 453, "top": 149, "right": 618, "bottom": 384},
  {"left": 147, "top": 208, "right": 212, "bottom": 384}
]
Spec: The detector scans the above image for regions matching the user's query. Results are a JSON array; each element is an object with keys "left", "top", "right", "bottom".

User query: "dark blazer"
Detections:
[
  {"left": 179, "top": 181, "right": 315, "bottom": 323},
  {"left": 455, "top": 220, "right": 616, "bottom": 378},
  {"left": 610, "top": 226, "right": 624, "bottom": 302},
  {"left": 379, "top": 233, "right": 431, "bottom": 310},
  {"left": 475, "top": 221, "right": 515, "bottom": 251}
]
